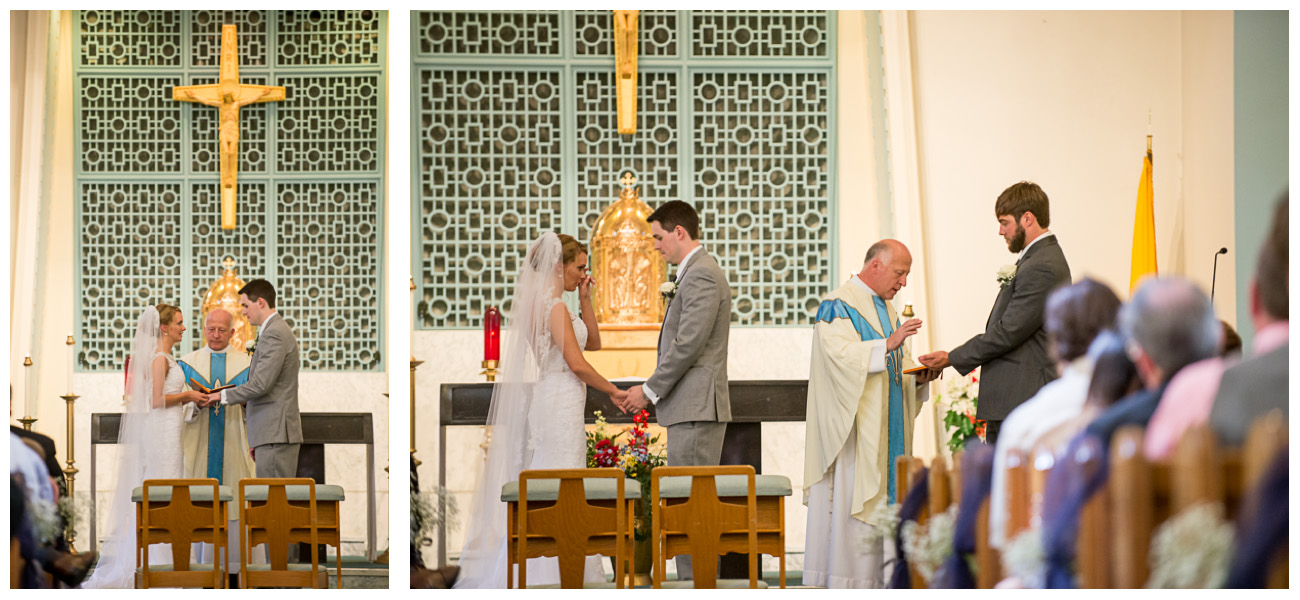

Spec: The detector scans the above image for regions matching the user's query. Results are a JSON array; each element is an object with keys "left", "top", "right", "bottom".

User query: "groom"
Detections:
[
  {"left": 203, "top": 279, "right": 303, "bottom": 479},
  {"left": 617, "top": 200, "right": 732, "bottom": 580}
]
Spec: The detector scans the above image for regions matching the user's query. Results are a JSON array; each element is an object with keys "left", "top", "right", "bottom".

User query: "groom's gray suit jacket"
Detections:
[
  {"left": 649, "top": 249, "right": 733, "bottom": 428},
  {"left": 224, "top": 313, "right": 304, "bottom": 448}
]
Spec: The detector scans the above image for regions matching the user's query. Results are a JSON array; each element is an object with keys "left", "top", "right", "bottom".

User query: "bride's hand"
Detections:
[
  {"left": 579, "top": 273, "right": 595, "bottom": 301},
  {"left": 183, "top": 390, "right": 207, "bottom": 405},
  {"left": 610, "top": 388, "right": 629, "bottom": 408}
]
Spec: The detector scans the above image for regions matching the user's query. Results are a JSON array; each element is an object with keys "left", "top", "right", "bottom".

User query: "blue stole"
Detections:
[
  {"left": 178, "top": 352, "right": 249, "bottom": 484},
  {"left": 815, "top": 296, "right": 906, "bottom": 503}
]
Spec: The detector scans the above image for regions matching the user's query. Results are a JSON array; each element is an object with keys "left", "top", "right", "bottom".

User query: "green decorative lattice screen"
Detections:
[
  {"left": 414, "top": 10, "right": 837, "bottom": 329},
  {"left": 75, "top": 10, "right": 386, "bottom": 372}
]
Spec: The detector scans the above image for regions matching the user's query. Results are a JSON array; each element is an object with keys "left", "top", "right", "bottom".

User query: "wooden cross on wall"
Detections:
[
  {"left": 172, "top": 25, "right": 286, "bottom": 230},
  {"left": 613, "top": 10, "right": 639, "bottom": 134}
]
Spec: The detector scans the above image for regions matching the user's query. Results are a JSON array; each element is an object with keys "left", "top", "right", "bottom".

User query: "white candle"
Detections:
[
  {"left": 24, "top": 356, "right": 35, "bottom": 419},
  {"left": 67, "top": 333, "right": 75, "bottom": 395}
]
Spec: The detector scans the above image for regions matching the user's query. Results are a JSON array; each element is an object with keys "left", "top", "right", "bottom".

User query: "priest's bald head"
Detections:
[
  {"left": 859, "top": 239, "right": 912, "bottom": 300},
  {"left": 204, "top": 309, "right": 235, "bottom": 351}
]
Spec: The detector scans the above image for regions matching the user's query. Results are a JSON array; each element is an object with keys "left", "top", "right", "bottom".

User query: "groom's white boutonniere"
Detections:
[
  {"left": 660, "top": 281, "right": 678, "bottom": 301},
  {"left": 244, "top": 339, "right": 257, "bottom": 356},
  {"left": 996, "top": 265, "right": 1017, "bottom": 288}
]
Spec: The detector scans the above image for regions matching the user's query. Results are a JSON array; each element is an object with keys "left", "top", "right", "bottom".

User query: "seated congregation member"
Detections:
[
  {"left": 1041, "top": 277, "right": 1219, "bottom": 588},
  {"left": 1032, "top": 330, "right": 1140, "bottom": 454},
  {"left": 988, "top": 278, "right": 1120, "bottom": 549},
  {"left": 1146, "top": 196, "right": 1287, "bottom": 458},
  {"left": 1210, "top": 195, "right": 1288, "bottom": 446}
]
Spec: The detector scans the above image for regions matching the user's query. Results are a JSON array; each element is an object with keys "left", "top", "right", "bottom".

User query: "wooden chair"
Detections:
[
  {"left": 650, "top": 465, "right": 764, "bottom": 589},
  {"left": 1002, "top": 449, "right": 1030, "bottom": 541},
  {"left": 238, "top": 478, "right": 320, "bottom": 589},
  {"left": 240, "top": 482, "right": 345, "bottom": 588},
  {"left": 895, "top": 455, "right": 925, "bottom": 506},
  {"left": 506, "top": 468, "right": 636, "bottom": 589},
  {"left": 134, "top": 478, "right": 230, "bottom": 589},
  {"left": 1241, "top": 412, "right": 1287, "bottom": 588}
]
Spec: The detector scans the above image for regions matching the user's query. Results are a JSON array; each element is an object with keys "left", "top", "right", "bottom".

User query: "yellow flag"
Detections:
[{"left": 1130, "top": 137, "right": 1157, "bottom": 293}]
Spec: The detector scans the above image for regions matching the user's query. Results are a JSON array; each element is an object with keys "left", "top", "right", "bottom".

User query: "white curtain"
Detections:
[{"left": 10, "top": 10, "right": 60, "bottom": 420}]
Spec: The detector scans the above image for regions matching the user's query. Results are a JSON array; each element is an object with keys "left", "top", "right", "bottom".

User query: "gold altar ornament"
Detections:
[
  {"left": 202, "top": 257, "right": 257, "bottom": 351},
  {"left": 591, "top": 173, "right": 666, "bottom": 324},
  {"left": 613, "top": 10, "right": 639, "bottom": 134},
  {"left": 172, "top": 24, "right": 286, "bottom": 230}
]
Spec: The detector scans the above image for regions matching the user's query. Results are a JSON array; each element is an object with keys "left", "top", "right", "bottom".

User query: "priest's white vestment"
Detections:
[{"left": 803, "top": 276, "right": 928, "bottom": 588}]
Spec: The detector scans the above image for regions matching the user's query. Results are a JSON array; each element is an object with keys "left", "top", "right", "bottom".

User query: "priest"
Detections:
[
  {"left": 803, "top": 239, "right": 939, "bottom": 588},
  {"left": 178, "top": 308, "right": 260, "bottom": 572}
]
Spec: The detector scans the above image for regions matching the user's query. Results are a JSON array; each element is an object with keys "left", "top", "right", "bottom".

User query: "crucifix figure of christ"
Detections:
[
  {"left": 613, "top": 10, "right": 639, "bottom": 134},
  {"left": 172, "top": 24, "right": 286, "bottom": 230}
]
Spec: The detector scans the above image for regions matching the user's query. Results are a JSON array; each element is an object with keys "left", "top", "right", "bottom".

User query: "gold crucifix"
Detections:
[
  {"left": 613, "top": 10, "right": 639, "bottom": 134},
  {"left": 172, "top": 25, "right": 286, "bottom": 230}
]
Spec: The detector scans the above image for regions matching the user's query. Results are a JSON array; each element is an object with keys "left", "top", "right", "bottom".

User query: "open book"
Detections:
[{"left": 188, "top": 378, "right": 236, "bottom": 394}]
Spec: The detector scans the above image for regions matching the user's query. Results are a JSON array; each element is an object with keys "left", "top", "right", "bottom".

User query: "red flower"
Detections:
[{"left": 634, "top": 410, "right": 648, "bottom": 425}]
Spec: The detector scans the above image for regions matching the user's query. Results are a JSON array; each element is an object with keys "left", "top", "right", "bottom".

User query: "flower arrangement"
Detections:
[
  {"left": 411, "top": 485, "right": 459, "bottom": 551},
  {"left": 862, "top": 501, "right": 901, "bottom": 547},
  {"left": 586, "top": 409, "right": 667, "bottom": 540},
  {"left": 1146, "top": 502, "right": 1235, "bottom": 589},
  {"left": 1000, "top": 525, "right": 1045, "bottom": 588},
  {"left": 996, "top": 264, "right": 1017, "bottom": 288},
  {"left": 901, "top": 505, "right": 959, "bottom": 582},
  {"left": 938, "top": 371, "right": 986, "bottom": 453}
]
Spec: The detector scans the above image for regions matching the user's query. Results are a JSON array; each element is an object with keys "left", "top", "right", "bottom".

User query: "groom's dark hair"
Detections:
[
  {"left": 240, "top": 279, "right": 277, "bottom": 309},
  {"left": 648, "top": 200, "right": 700, "bottom": 240}
]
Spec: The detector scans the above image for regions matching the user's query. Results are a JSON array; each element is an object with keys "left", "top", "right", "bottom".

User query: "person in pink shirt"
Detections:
[{"left": 1145, "top": 196, "right": 1288, "bottom": 459}]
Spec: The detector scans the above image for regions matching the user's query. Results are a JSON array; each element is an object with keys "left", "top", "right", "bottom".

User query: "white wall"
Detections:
[{"left": 909, "top": 10, "right": 1235, "bottom": 357}]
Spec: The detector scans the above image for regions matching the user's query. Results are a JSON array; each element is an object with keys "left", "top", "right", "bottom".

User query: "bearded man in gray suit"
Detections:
[
  {"left": 202, "top": 279, "right": 304, "bottom": 479},
  {"left": 618, "top": 200, "right": 732, "bottom": 579}
]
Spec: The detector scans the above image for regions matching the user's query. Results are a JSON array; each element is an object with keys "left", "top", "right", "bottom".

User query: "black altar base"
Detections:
[{"left": 438, "top": 379, "right": 810, "bottom": 579}]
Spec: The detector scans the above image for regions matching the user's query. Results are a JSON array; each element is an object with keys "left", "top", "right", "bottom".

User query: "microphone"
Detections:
[{"left": 1211, "top": 247, "right": 1228, "bottom": 304}]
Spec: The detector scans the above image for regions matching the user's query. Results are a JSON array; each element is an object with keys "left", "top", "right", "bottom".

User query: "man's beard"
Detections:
[{"left": 1007, "top": 223, "right": 1027, "bottom": 253}]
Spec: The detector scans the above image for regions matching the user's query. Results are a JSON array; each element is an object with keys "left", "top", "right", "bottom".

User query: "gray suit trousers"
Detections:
[
  {"left": 666, "top": 420, "right": 727, "bottom": 580},
  {"left": 254, "top": 442, "right": 300, "bottom": 479}
]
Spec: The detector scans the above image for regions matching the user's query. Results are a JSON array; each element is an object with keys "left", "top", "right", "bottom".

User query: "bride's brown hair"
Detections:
[
  {"left": 558, "top": 234, "right": 587, "bottom": 265},
  {"left": 155, "top": 303, "right": 181, "bottom": 328}
]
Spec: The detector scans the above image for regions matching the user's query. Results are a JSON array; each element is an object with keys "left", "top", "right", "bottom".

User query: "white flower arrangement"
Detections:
[
  {"left": 1000, "top": 525, "right": 1046, "bottom": 589},
  {"left": 1146, "top": 503, "right": 1235, "bottom": 589},
  {"left": 996, "top": 264, "right": 1017, "bottom": 287},
  {"left": 659, "top": 281, "right": 678, "bottom": 300},
  {"left": 244, "top": 339, "right": 257, "bottom": 356},
  {"left": 862, "top": 501, "right": 902, "bottom": 547},
  {"left": 901, "top": 505, "right": 959, "bottom": 582},
  {"left": 411, "top": 486, "right": 460, "bottom": 550}
]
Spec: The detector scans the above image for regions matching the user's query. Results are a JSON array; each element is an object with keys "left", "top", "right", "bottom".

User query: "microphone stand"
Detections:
[{"left": 1211, "top": 247, "right": 1228, "bottom": 304}]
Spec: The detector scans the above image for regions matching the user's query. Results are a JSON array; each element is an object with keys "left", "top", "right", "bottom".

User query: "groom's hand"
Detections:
[
  {"left": 621, "top": 386, "right": 649, "bottom": 414},
  {"left": 918, "top": 350, "right": 951, "bottom": 370}
]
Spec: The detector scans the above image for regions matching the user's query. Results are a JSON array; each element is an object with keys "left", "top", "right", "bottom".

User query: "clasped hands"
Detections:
[
  {"left": 196, "top": 392, "right": 223, "bottom": 408},
  {"left": 611, "top": 385, "right": 648, "bottom": 414}
]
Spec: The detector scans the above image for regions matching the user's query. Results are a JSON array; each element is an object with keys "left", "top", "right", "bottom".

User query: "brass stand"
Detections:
[
  {"left": 61, "top": 393, "right": 80, "bottom": 553},
  {"left": 411, "top": 358, "right": 424, "bottom": 468},
  {"left": 18, "top": 416, "right": 36, "bottom": 431},
  {"left": 481, "top": 359, "right": 499, "bottom": 382}
]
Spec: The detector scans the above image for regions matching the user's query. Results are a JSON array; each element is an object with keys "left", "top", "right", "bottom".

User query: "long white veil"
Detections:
[
  {"left": 454, "top": 232, "right": 565, "bottom": 588},
  {"left": 82, "top": 306, "right": 158, "bottom": 588}
]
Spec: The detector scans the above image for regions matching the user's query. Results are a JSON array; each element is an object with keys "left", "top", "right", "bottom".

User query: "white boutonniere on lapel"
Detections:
[
  {"left": 996, "top": 264, "right": 1017, "bottom": 288},
  {"left": 244, "top": 339, "right": 257, "bottom": 356},
  {"left": 660, "top": 281, "right": 678, "bottom": 301}
]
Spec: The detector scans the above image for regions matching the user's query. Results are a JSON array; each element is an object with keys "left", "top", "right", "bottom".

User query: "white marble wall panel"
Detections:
[{"left": 72, "top": 371, "right": 389, "bottom": 554}]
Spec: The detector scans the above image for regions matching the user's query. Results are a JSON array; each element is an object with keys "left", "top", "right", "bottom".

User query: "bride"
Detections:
[
  {"left": 455, "top": 232, "right": 629, "bottom": 588},
  {"left": 83, "top": 304, "right": 206, "bottom": 588}
]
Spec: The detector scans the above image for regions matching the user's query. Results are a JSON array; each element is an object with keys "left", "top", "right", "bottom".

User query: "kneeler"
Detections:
[{"left": 135, "top": 478, "right": 230, "bottom": 588}]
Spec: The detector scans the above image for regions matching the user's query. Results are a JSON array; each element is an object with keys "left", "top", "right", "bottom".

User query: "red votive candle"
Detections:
[
  {"left": 485, "top": 306, "right": 501, "bottom": 361},
  {"left": 124, "top": 355, "right": 132, "bottom": 394}
]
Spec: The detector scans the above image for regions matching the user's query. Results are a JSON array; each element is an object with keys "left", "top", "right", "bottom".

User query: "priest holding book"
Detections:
[
  {"left": 803, "top": 239, "right": 939, "bottom": 588},
  {"left": 178, "top": 308, "right": 261, "bottom": 573}
]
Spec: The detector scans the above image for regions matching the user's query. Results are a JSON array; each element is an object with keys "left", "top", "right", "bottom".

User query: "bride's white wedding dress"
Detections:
[
  {"left": 455, "top": 232, "right": 607, "bottom": 589},
  {"left": 521, "top": 297, "right": 605, "bottom": 585},
  {"left": 83, "top": 307, "right": 188, "bottom": 588}
]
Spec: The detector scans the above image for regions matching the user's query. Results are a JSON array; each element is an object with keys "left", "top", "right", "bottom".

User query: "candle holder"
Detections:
[
  {"left": 61, "top": 393, "right": 80, "bottom": 553},
  {"left": 481, "top": 359, "right": 499, "bottom": 382},
  {"left": 410, "top": 358, "right": 424, "bottom": 468},
  {"left": 18, "top": 416, "right": 36, "bottom": 431}
]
